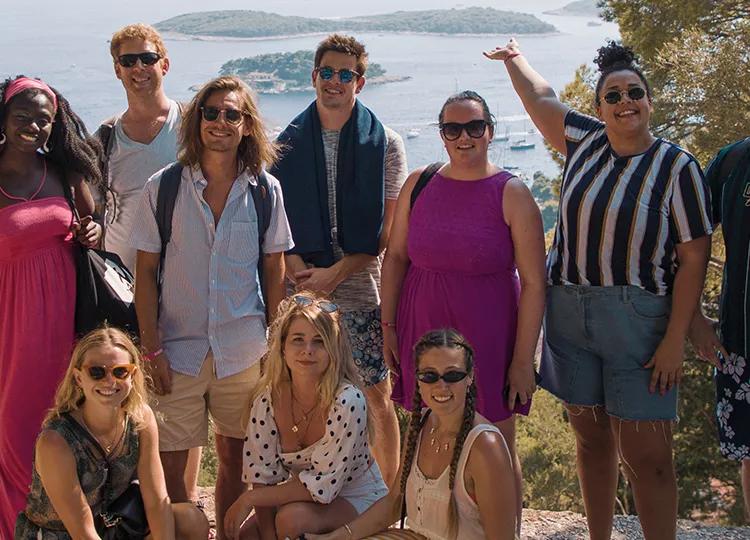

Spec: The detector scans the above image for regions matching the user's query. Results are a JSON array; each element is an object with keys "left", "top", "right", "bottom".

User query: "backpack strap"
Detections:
[
  {"left": 155, "top": 163, "right": 183, "bottom": 300},
  {"left": 410, "top": 162, "right": 444, "bottom": 210},
  {"left": 250, "top": 171, "right": 273, "bottom": 301}
]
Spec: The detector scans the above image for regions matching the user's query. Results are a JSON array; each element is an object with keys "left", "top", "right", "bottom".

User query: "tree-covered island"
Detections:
[
  {"left": 218, "top": 50, "right": 407, "bottom": 94},
  {"left": 156, "top": 7, "right": 556, "bottom": 39}
]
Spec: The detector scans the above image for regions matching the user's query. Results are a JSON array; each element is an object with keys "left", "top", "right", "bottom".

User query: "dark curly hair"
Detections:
[
  {"left": 593, "top": 41, "right": 652, "bottom": 106},
  {"left": 0, "top": 76, "right": 103, "bottom": 188},
  {"left": 399, "top": 328, "right": 477, "bottom": 540}
]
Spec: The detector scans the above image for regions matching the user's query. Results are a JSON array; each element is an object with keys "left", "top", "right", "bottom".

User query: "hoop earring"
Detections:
[
  {"left": 42, "top": 139, "right": 52, "bottom": 153},
  {"left": 0, "top": 132, "right": 5, "bottom": 145}
]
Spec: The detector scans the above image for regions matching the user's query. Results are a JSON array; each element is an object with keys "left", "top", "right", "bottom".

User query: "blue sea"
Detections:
[{"left": 1, "top": 6, "right": 618, "bottom": 179}]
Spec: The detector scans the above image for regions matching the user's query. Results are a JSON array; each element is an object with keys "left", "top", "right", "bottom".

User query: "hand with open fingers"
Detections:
[
  {"left": 688, "top": 313, "right": 727, "bottom": 368},
  {"left": 483, "top": 37, "right": 521, "bottom": 62},
  {"left": 146, "top": 353, "right": 172, "bottom": 395},
  {"left": 294, "top": 266, "right": 339, "bottom": 295},
  {"left": 644, "top": 333, "right": 685, "bottom": 395},
  {"left": 383, "top": 325, "right": 400, "bottom": 371},
  {"left": 224, "top": 494, "right": 253, "bottom": 540},
  {"left": 506, "top": 358, "right": 536, "bottom": 410},
  {"left": 71, "top": 215, "right": 102, "bottom": 248}
]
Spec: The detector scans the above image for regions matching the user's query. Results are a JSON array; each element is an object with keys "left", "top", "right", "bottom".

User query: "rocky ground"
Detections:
[{"left": 197, "top": 487, "right": 749, "bottom": 539}]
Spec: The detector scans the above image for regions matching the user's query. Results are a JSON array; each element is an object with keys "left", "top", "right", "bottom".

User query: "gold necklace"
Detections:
[
  {"left": 289, "top": 386, "right": 318, "bottom": 451},
  {"left": 81, "top": 415, "right": 126, "bottom": 455},
  {"left": 428, "top": 425, "right": 458, "bottom": 454}
]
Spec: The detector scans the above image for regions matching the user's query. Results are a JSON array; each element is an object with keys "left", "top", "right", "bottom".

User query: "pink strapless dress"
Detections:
[{"left": 0, "top": 197, "right": 76, "bottom": 539}]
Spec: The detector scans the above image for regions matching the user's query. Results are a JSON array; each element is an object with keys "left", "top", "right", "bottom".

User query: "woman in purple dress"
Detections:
[{"left": 380, "top": 90, "right": 546, "bottom": 528}]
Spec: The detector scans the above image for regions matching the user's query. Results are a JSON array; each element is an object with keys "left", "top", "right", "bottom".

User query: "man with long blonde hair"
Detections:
[{"left": 130, "top": 76, "right": 293, "bottom": 540}]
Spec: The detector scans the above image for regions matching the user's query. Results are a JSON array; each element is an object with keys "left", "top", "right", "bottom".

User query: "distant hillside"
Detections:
[
  {"left": 156, "top": 8, "right": 556, "bottom": 38},
  {"left": 218, "top": 50, "right": 407, "bottom": 94},
  {"left": 544, "top": 0, "right": 601, "bottom": 17}
]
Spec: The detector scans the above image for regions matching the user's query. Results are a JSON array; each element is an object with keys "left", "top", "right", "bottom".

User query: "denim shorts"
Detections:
[{"left": 541, "top": 285, "right": 676, "bottom": 421}]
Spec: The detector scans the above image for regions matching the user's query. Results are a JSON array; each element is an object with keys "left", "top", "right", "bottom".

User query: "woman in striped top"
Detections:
[{"left": 485, "top": 41, "right": 712, "bottom": 539}]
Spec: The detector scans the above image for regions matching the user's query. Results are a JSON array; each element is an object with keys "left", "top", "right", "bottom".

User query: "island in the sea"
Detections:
[
  {"left": 212, "top": 50, "right": 408, "bottom": 94},
  {"left": 156, "top": 7, "right": 556, "bottom": 39},
  {"left": 544, "top": 0, "right": 602, "bottom": 18}
]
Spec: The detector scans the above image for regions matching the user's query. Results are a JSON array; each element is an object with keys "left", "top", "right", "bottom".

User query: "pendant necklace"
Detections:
[
  {"left": 289, "top": 385, "right": 318, "bottom": 452},
  {"left": 428, "top": 422, "right": 457, "bottom": 454},
  {"left": 81, "top": 414, "right": 126, "bottom": 455}
]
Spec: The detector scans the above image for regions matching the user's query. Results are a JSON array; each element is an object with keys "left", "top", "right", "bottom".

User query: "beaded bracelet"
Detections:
[{"left": 143, "top": 347, "right": 164, "bottom": 362}]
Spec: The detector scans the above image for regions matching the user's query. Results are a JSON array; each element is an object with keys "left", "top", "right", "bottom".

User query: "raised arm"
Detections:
[
  {"left": 36, "top": 430, "right": 101, "bottom": 540},
  {"left": 136, "top": 407, "right": 175, "bottom": 540},
  {"left": 484, "top": 38, "right": 569, "bottom": 155}
]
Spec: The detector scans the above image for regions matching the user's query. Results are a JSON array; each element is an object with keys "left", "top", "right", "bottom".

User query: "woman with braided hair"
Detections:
[
  {"left": 0, "top": 75, "right": 102, "bottom": 537},
  {"left": 307, "top": 329, "right": 516, "bottom": 540}
]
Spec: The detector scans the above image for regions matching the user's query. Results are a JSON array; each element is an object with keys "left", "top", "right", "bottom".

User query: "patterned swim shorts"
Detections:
[
  {"left": 340, "top": 308, "right": 388, "bottom": 387},
  {"left": 716, "top": 349, "right": 750, "bottom": 460}
]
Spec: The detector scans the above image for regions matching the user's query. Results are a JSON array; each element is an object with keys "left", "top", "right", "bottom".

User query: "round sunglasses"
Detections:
[
  {"left": 314, "top": 66, "right": 360, "bottom": 84},
  {"left": 602, "top": 86, "right": 647, "bottom": 105},
  {"left": 416, "top": 370, "right": 469, "bottom": 384},
  {"left": 293, "top": 295, "right": 338, "bottom": 313},
  {"left": 439, "top": 119, "right": 489, "bottom": 141},
  {"left": 200, "top": 106, "right": 245, "bottom": 125},
  {"left": 117, "top": 52, "right": 161, "bottom": 68},
  {"left": 83, "top": 364, "right": 137, "bottom": 381}
]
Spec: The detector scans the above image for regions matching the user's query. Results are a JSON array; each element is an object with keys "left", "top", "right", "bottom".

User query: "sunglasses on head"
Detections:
[
  {"left": 416, "top": 370, "right": 469, "bottom": 384},
  {"left": 602, "top": 86, "right": 647, "bottom": 105},
  {"left": 84, "top": 364, "right": 137, "bottom": 381},
  {"left": 117, "top": 52, "right": 161, "bottom": 68},
  {"left": 314, "top": 66, "right": 360, "bottom": 84},
  {"left": 293, "top": 295, "right": 338, "bottom": 313},
  {"left": 439, "top": 119, "right": 489, "bottom": 141},
  {"left": 200, "top": 106, "right": 245, "bottom": 125}
]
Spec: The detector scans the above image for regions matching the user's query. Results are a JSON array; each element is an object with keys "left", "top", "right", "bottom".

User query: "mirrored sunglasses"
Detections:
[
  {"left": 292, "top": 295, "right": 338, "bottom": 313},
  {"left": 200, "top": 106, "right": 245, "bottom": 125},
  {"left": 602, "top": 86, "right": 647, "bottom": 105},
  {"left": 84, "top": 364, "right": 137, "bottom": 381},
  {"left": 315, "top": 66, "right": 360, "bottom": 84},
  {"left": 439, "top": 119, "right": 489, "bottom": 141},
  {"left": 416, "top": 370, "right": 469, "bottom": 384},
  {"left": 117, "top": 52, "right": 161, "bottom": 68}
]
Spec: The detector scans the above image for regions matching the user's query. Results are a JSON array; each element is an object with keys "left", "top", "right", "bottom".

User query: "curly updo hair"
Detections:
[{"left": 593, "top": 40, "right": 652, "bottom": 106}]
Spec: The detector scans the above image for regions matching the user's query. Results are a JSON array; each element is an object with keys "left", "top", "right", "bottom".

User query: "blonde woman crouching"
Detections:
[
  {"left": 14, "top": 327, "right": 208, "bottom": 539},
  {"left": 308, "top": 329, "right": 516, "bottom": 540}
]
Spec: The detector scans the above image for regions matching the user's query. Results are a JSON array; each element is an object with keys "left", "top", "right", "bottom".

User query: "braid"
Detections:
[
  {"left": 446, "top": 380, "right": 477, "bottom": 540},
  {"left": 399, "top": 383, "right": 427, "bottom": 496}
]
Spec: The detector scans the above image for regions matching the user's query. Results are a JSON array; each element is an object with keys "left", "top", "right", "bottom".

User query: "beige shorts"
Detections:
[{"left": 152, "top": 351, "right": 261, "bottom": 451}]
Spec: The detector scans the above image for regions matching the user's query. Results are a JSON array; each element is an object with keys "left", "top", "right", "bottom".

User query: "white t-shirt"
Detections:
[{"left": 101, "top": 99, "right": 181, "bottom": 272}]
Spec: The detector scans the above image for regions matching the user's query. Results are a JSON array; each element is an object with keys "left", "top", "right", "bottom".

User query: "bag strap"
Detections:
[
  {"left": 250, "top": 170, "right": 273, "bottom": 301},
  {"left": 410, "top": 162, "right": 444, "bottom": 211},
  {"left": 155, "top": 162, "right": 183, "bottom": 301}
]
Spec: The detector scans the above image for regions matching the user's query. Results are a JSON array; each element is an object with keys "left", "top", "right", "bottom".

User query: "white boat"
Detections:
[
  {"left": 494, "top": 126, "right": 510, "bottom": 142},
  {"left": 406, "top": 128, "right": 420, "bottom": 139},
  {"left": 510, "top": 138, "right": 535, "bottom": 150}
]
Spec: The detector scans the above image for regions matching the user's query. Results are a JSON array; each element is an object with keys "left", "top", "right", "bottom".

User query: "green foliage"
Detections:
[
  {"left": 221, "top": 50, "right": 385, "bottom": 89},
  {"left": 156, "top": 8, "right": 555, "bottom": 38}
]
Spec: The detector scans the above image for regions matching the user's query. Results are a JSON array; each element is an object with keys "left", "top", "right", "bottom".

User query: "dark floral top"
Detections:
[{"left": 14, "top": 413, "right": 139, "bottom": 539}]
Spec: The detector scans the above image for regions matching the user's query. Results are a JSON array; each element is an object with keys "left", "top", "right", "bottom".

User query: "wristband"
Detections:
[
  {"left": 143, "top": 347, "right": 163, "bottom": 362},
  {"left": 344, "top": 523, "right": 354, "bottom": 538},
  {"left": 380, "top": 321, "right": 396, "bottom": 328},
  {"left": 504, "top": 52, "right": 521, "bottom": 62}
]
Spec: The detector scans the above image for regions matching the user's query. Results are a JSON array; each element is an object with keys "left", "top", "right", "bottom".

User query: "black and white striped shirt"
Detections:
[{"left": 547, "top": 110, "right": 713, "bottom": 295}]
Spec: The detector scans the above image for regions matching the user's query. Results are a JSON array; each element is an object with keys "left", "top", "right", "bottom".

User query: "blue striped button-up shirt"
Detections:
[{"left": 130, "top": 165, "right": 294, "bottom": 378}]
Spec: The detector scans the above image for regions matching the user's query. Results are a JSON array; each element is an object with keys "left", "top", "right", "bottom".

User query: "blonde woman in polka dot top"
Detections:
[{"left": 224, "top": 292, "right": 388, "bottom": 539}]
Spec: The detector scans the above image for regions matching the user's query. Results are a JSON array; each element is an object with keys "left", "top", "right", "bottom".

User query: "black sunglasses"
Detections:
[
  {"left": 439, "top": 119, "right": 489, "bottom": 141},
  {"left": 602, "top": 86, "right": 647, "bottom": 105},
  {"left": 85, "top": 364, "right": 137, "bottom": 381},
  {"left": 293, "top": 295, "right": 338, "bottom": 313},
  {"left": 117, "top": 52, "right": 161, "bottom": 68},
  {"left": 315, "top": 66, "right": 360, "bottom": 84},
  {"left": 200, "top": 106, "right": 245, "bottom": 125},
  {"left": 416, "top": 370, "right": 469, "bottom": 384}
]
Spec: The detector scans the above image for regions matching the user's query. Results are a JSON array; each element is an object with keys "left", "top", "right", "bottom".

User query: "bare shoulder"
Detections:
[
  {"left": 503, "top": 176, "right": 534, "bottom": 203},
  {"left": 466, "top": 427, "right": 511, "bottom": 472},
  {"left": 37, "top": 428, "right": 73, "bottom": 455}
]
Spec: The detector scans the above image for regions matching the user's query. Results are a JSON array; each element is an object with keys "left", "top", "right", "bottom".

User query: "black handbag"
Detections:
[
  {"left": 95, "top": 479, "right": 150, "bottom": 540},
  {"left": 63, "top": 187, "right": 139, "bottom": 337}
]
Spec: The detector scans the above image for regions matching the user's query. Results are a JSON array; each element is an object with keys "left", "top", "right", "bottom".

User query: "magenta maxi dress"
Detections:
[
  {"left": 393, "top": 171, "right": 531, "bottom": 421},
  {"left": 0, "top": 197, "right": 76, "bottom": 538}
]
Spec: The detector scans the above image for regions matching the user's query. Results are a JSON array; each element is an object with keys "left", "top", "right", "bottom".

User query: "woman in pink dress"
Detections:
[
  {"left": 380, "top": 91, "right": 546, "bottom": 530},
  {"left": 0, "top": 76, "right": 102, "bottom": 538}
]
